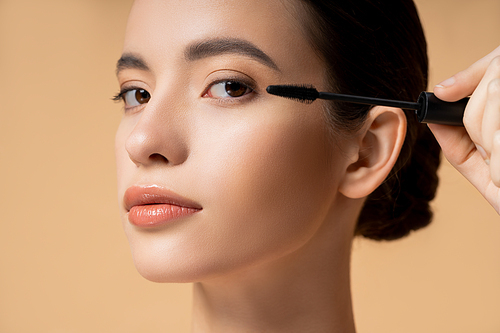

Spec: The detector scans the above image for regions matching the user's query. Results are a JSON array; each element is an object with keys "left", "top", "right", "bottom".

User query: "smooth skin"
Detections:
[{"left": 115, "top": 0, "right": 499, "bottom": 332}]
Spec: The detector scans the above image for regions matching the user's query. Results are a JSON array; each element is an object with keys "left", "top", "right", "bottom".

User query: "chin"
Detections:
[
  {"left": 126, "top": 235, "right": 237, "bottom": 284},
  {"left": 131, "top": 253, "right": 203, "bottom": 283}
]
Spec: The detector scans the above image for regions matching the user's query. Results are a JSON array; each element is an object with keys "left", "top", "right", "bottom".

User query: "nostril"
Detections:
[{"left": 149, "top": 153, "right": 169, "bottom": 163}]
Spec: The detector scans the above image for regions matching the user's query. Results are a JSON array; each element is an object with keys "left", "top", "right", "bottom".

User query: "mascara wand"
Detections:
[{"left": 266, "top": 85, "right": 469, "bottom": 126}]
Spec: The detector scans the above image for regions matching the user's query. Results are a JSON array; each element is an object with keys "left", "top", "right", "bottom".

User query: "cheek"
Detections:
[{"left": 191, "top": 108, "right": 341, "bottom": 274}]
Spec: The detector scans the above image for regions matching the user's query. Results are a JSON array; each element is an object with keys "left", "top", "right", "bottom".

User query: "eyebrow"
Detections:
[
  {"left": 185, "top": 38, "right": 280, "bottom": 71},
  {"left": 116, "top": 54, "right": 149, "bottom": 76},
  {"left": 115, "top": 38, "right": 280, "bottom": 76}
]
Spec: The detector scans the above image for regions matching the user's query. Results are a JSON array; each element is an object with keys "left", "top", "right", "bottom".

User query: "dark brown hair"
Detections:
[{"left": 298, "top": 0, "right": 441, "bottom": 240}]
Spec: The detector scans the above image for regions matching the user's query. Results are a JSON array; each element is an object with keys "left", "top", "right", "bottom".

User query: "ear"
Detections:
[{"left": 338, "top": 106, "right": 407, "bottom": 199}]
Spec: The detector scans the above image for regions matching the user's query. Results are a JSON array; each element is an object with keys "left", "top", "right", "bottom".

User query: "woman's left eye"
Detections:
[{"left": 203, "top": 81, "right": 253, "bottom": 99}]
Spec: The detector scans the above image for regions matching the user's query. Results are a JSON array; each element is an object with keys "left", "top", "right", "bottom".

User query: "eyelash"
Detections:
[
  {"left": 202, "top": 79, "right": 255, "bottom": 102},
  {"left": 112, "top": 86, "right": 151, "bottom": 111},
  {"left": 112, "top": 79, "right": 256, "bottom": 110}
]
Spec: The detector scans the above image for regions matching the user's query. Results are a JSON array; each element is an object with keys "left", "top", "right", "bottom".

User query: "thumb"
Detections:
[{"left": 433, "top": 45, "right": 500, "bottom": 102}]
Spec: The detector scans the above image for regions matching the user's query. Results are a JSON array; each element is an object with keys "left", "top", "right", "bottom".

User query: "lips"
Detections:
[{"left": 124, "top": 185, "right": 202, "bottom": 227}]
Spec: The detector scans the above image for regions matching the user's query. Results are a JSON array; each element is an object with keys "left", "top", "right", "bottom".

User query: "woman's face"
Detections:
[{"left": 115, "top": 0, "right": 350, "bottom": 282}]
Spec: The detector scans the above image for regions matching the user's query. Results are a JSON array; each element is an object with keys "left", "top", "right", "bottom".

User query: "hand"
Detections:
[{"left": 429, "top": 46, "right": 500, "bottom": 214}]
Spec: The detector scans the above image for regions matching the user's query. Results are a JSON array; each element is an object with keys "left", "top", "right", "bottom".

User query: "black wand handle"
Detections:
[{"left": 417, "top": 92, "right": 469, "bottom": 126}]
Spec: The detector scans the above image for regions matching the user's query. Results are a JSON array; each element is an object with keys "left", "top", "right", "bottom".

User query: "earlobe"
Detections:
[{"left": 339, "top": 106, "right": 407, "bottom": 199}]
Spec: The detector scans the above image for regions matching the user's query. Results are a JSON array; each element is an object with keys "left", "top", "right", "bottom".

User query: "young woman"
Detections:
[{"left": 114, "top": 0, "right": 500, "bottom": 331}]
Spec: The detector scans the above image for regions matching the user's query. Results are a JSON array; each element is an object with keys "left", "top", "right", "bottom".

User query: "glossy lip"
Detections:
[{"left": 124, "top": 185, "right": 202, "bottom": 227}]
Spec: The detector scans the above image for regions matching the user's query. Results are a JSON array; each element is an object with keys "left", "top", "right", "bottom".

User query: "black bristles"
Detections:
[
  {"left": 266, "top": 84, "right": 420, "bottom": 110},
  {"left": 266, "top": 85, "right": 319, "bottom": 104}
]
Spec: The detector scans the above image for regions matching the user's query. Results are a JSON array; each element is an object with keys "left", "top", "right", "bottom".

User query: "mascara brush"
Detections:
[{"left": 266, "top": 84, "right": 469, "bottom": 126}]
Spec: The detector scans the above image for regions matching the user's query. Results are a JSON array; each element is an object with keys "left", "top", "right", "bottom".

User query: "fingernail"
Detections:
[
  {"left": 435, "top": 76, "right": 456, "bottom": 88},
  {"left": 475, "top": 144, "right": 490, "bottom": 164}
]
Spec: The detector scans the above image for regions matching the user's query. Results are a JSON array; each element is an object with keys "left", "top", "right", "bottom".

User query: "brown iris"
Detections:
[
  {"left": 135, "top": 89, "right": 151, "bottom": 104},
  {"left": 224, "top": 82, "right": 247, "bottom": 97}
]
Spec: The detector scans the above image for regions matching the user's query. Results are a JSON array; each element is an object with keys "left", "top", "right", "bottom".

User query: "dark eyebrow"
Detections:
[
  {"left": 115, "top": 54, "right": 150, "bottom": 76},
  {"left": 185, "top": 38, "right": 280, "bottom": 72}
]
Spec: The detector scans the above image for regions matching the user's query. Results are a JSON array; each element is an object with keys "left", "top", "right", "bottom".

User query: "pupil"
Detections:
[
  {"left": 135, "top": 89, "right": 150, "bottom": 104},
  {"left": 225, "top": 82, "right": 246, "bottom": 97}
]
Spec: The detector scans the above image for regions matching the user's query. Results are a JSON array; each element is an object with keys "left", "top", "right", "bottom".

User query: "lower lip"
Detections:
[{"left": 128, "top": 204, "right": 200, "bottom": 227}]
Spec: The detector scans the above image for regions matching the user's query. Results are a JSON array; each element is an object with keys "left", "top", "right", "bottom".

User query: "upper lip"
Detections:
[{"left": 124, "top": 185, "right": 203, "bottom": 212}]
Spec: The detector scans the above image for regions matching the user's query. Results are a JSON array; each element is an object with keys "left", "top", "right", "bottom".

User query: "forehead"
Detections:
[
  {"left": 123, "top": 0, "right": 321, "bottom": 77},
  {"left": 126, "top": 0, "right": 300, "bottom": 43}
]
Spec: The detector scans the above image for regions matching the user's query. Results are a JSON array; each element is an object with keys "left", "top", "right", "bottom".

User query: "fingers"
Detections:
[
  {"left": 466, "top": 58, "right": 500, "bottom": 174},
  {"left": 482, "top": 76, "right": 500, "bottom": 188},
  {"left": 427, "top": 123, "right": 491, "bottom": 192},
  {"left": 481, "top": 77, "right": 500, "bottom": 154},
  {"left": 491, "top": 131, "right": 500, "bottom": 186},
  {"left": 434, "top": 45, "right": 500, "bottom": 102},
  {"left": 430, "top": 53, "right": 500, "bottom": 192},
  {"left": 427, "top": 124, "right": 474, "bottom": 167},
  {"left": 430, "top": 46, "right": 500, "bottom": 213},
  {"left": 464, "top": 57, "right": 500, "bottom": 146}
]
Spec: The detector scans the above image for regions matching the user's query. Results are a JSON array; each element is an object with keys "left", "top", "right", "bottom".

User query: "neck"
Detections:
[{"left": 191, "top": 197, "right": 359, "bottom": 333}]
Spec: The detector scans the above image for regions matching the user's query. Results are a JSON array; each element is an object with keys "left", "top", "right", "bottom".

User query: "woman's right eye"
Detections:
[{"left": 114, "top": 88, "right": 151, "bottom": 108}]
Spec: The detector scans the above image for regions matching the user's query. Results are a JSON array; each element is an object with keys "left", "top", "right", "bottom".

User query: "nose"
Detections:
[{"left": 125, "top": 98, "right": 189, "bottom": 167}]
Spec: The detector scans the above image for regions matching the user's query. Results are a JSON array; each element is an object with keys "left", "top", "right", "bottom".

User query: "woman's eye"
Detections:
[
  {"left": 121, "top": 88, "right": 151, "bottom": 107},
  {"left": 204, "top": 81, "right": 253, "bottom": 99}
]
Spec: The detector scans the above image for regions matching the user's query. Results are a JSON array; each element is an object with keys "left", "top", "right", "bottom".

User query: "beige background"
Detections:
[{"left": 1, "top": 0, "right": 499, "bottom": 332}]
